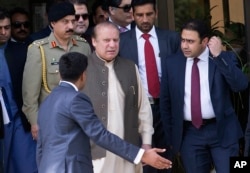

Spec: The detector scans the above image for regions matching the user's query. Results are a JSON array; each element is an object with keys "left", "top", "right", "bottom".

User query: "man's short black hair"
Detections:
[
  {"left": 68, "top": 0, "right": 88, "bottom": 6},
  {"left": 92, "top": 0, "right": 103, "bottom": 16},
  {"left": 9, "top": 7, "right": 29, "bottom": 20},
  {"left": 132, "top": 0, "right": 156, "bottom": 11},
  {"left": 0, "top": 6, "right": 10, "bottom": 20},
  {"left": 59, "top": 52, "right": 88, "bottom": 82},
  {"left": 102, "top": 0, "right": 122, "bottom": 12},
  {"left": 181, "top": 18, "right": 210, "bottom": 40}
]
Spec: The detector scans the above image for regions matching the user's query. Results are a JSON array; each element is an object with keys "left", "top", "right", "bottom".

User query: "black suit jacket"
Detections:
[
  {"left": 160, "top": 51, "right": 248, "bottom": 154},
  {"left": 119, "top": 27, "right": 180, "bottom": 68},
  {"left": 5, "top": 38, "right": 33, "bottom": 131}
]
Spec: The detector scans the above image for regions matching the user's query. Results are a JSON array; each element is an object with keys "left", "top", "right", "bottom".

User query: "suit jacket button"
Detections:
[{"left": 102, "top": 81, "right": 106, "bottom": 86}]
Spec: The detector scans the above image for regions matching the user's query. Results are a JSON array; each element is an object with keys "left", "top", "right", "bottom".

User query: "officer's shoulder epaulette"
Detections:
[
  {"left": 74, "top": 35, "right": 87, "bottom": 43},
  {"left": 29, "top": 37, "right": 49, "bottom": 48}
]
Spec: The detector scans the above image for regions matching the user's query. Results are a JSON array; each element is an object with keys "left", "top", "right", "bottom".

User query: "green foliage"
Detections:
[
  {"left": 175, "top": 2, "right": 246, "bottom": 71},
  {"left": 174, "top": 0, "right": 209, "bottom": 32}
]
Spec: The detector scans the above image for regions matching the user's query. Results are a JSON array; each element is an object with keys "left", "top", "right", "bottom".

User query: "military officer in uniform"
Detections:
[{"left": 22, "top": 2, "right": 91, "bottom": 141}]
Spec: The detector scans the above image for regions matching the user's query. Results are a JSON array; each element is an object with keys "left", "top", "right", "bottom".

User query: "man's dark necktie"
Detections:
[
  {"left": 119, "top": 27, "right": 128, "bottom": 33},
  {"left": 191, "top": 58, "right": 202, "bottom": 128},
  {"left": 142, "top": 33, "right": 160, "bottom": 98}
]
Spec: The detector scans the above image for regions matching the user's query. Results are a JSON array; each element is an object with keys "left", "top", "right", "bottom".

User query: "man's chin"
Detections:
[
  {"left": 75, "top": 30, "right": 86, "bottom": 35},
  {"left": 0, "top": 39, "right": 8, "bottom": 43}
]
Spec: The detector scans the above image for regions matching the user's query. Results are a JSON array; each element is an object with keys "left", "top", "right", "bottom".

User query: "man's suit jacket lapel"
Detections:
[
  {"left": 126, "top": 30, "right": 139, "bottom": 65},
  {"left": 208, "top": 55, "right": 216, "bottom": 90},
  {"left": 178, "top": 55, "right": 187, "bottom": 100},
  {"left": 156, "top": 29, "right": 167, "bottom": 59}
]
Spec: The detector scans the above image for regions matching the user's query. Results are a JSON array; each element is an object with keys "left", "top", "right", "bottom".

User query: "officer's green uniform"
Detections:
[{"left": 22, "top": 32, "right": 91, "bottom": 125}]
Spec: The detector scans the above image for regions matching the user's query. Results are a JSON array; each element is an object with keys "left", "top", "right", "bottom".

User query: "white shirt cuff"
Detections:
[{"left": 134, "top": 148, "right": 145, "bottom": 164}]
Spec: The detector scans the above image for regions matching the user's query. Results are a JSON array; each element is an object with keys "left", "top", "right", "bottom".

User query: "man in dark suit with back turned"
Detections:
[
  {"left": 160, "top": 19, "right": 248, "bottom": 173},
  {"left": 119, "top": 0, "right": 180, "bottom": 172},
  {"left": 37, "top": 52, "right": 173, "bottom": 173}
]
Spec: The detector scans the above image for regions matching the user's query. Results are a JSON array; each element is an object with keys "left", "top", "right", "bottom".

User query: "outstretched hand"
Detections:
[{"left": 141, "top": 148, "right": 172, "bottom": 170}]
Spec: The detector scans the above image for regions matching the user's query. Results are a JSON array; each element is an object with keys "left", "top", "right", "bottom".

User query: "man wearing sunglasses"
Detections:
[
  {"left": 6, "top": 7, "right": 33, "bottom": 133},
  {"left": 22, "top": 2, "right": 91, "bottom": 142},
  {"left": 6, "top": 6, "right": 33, "bottom": 126},
  {"left": 102, "top": 0, "right": 135, "bottom": 33},
  {"left": 69, "top": 0, "right": 94, "bottom": 51},
  {"left": 0, "top": 6, "right": 37, "bottom": 173},
  {"left": 9, "top": 7, "right": 31, "bottom": 43}
]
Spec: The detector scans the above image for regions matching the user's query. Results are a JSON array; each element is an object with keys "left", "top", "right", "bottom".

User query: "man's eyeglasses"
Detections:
[
  {"left": 115, "top": 5, "right": 132, "bottom": 13},
  {"left": 75, "top": 14, "right": 89, "bottom": 21},
  {"left": 12, "top": 21, "right": 30, "bottom": 29}
]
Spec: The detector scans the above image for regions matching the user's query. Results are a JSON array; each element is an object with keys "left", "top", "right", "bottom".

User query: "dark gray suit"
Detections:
[{"left": 37, "top": 82, "right": 140, "bottom": 173}]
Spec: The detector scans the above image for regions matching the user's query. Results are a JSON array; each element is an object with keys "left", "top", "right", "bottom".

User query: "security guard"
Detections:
[{"left": 22, "top": 2, "right": 91, "bottom": 140}]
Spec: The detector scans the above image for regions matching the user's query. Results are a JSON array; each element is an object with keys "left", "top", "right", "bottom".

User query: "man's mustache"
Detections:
[
  {"left": 17, "top": 30, "right": 28, "bottom": 34},
  {"left": 66, "top": 29, "right": 74, "bottom": 33},
  {"left": 142, "top": 22, "right": 150, "bottom": 26}
]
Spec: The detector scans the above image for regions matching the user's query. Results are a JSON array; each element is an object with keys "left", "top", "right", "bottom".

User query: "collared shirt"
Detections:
[
  {"left": 22, "top": 32, "right": 91, "bottom": 125},
  {"left": 184, "top": 47, "right": 216, "bottom": 120},
  {"left": 109, "top": 18, "right": 131, "bottom": 31},
  {"left": 48, "top": 32, "right": 78, "bottom": 50},
  {"left": 135, "top": 26, "right": 161, "bottom": 97},
  {"left": 59, "top": 81, "right": 78, "bottom": 91},
  {"left": 0, "top": 87, "right": 10, "bottom": 124}
]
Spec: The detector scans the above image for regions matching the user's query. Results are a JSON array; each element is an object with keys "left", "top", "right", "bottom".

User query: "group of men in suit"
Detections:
[
  {"left": 37, "top": 50, "right": 172, "bottom": 172},
  {"left": 22, "top": 1, "right": 173, "bottom": 173},
  {"left": 104, "top": 0, "right": 249, "bottom": 173}
]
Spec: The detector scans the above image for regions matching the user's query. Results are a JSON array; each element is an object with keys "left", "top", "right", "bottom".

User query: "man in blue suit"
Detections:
[
  {"left": 37, "top": 52, "right": 173, "bottom": 173},
  {"left": 119, "top": 0, "right": 180, "bottom": 172},
  {"left": 0, "top": 7, "right": 37, "bottom": 173},
  {"left": 160, "top": 19, "right": 248, "bottom": 173}
]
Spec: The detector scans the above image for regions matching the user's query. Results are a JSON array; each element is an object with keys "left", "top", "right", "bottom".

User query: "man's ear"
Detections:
[
  {"left": 81, "top": 71, "right": 87, "bottom": 81},
  {"left": 202, "top": 37, "right": 209, "bottom": 45},
  {"left": 92, "top": 38, "right": 96, "bottom": 48},
  {"left": 109, "top": 6, "right": 115, "bottom": 15},
  {"left": 50, "top": 21, "right": 55, "bottom": 28}
]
